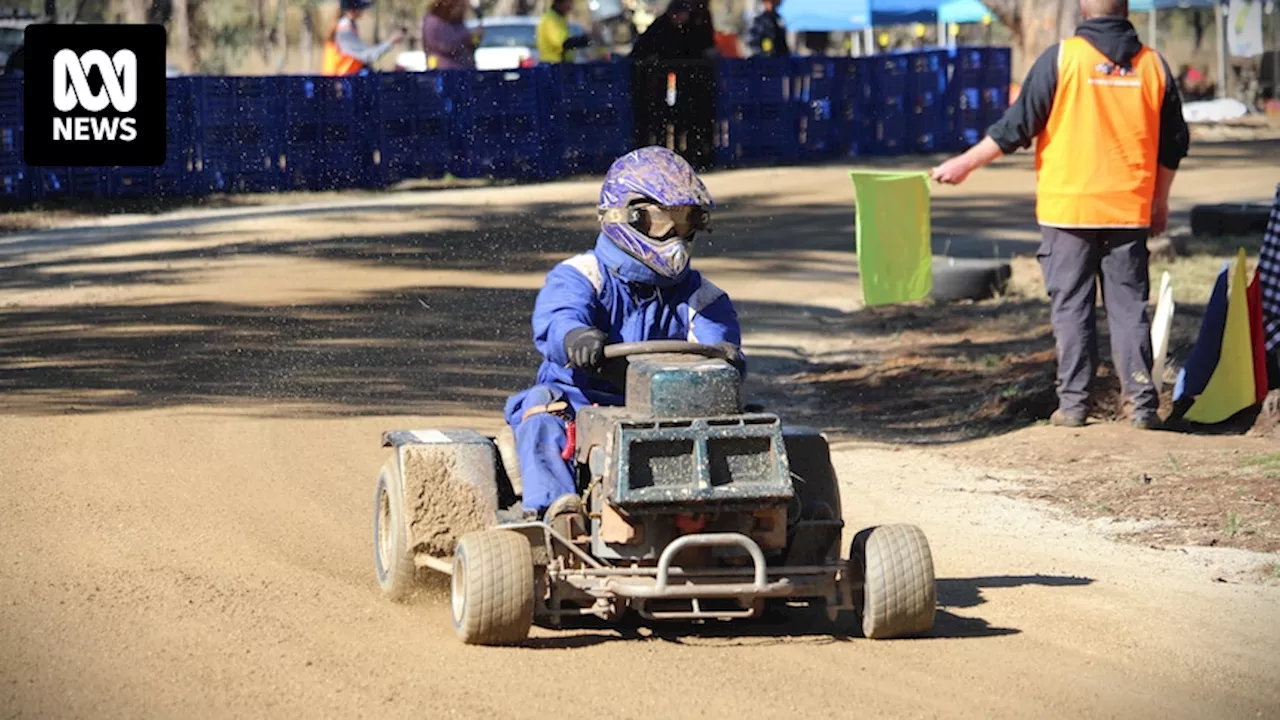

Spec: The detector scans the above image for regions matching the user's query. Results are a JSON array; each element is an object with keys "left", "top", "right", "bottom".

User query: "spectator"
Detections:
[
  {"left": 1178, "top": 64, "right": 1214, "bottom": 101},
  {"left": 746, "top": 0, "right": 790, "bottom": 58},
  {"left": 931, "top": 0, "right": 1190, "bottom": 430},
  {"left": 630, "top": 0, "right": 716, "bottom": 170},
  {"left": 422, "top": 0, "right": 478, "bottom": 71},
  {"left": 321, "top": 0, "right": 404, "bottom": 77},
  {"left": 537, "top": 0, "right": 591, "bottom": 64},
  {"left": 631, "top": 0, "right": 718, "bottom": 60},
  {"left": 687, "top": 0, "right": 718, "bottom": 58}
]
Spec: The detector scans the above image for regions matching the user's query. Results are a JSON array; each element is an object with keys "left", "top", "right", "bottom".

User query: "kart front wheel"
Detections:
[
  {"left": 851, "top": 524, "right": 936, "bottom": 639},
  {"left": 451, "top": 530, "right": 534, "bottom": 646}
]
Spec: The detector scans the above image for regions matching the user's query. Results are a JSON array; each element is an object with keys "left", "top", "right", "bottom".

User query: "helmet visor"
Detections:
[{"left": 602, "top": 203, "right": 712, "bottom": 241}]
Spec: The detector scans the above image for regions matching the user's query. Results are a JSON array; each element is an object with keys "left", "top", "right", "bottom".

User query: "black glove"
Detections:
[
  {"left": 716, "top": 342, "right": 746, "bottom": 375},
  {"left": 564, "top": 327, "right": 607, "bottom": 372}
]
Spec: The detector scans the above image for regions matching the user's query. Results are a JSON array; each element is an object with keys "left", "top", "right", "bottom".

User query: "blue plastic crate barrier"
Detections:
[
  {"left": 869, "top": 55, "right": 910, "bottom": 101},
  {"left": 410, "top": 71, "right": 460, "bottom": 118},
  {"left": 362, "top": 72, "right": 453, "bottom": 183},
  {"left": 0, "top": 76, "right": 20, "bottom": 118},
  {"left": 461, "top": 69, "right": 542, "bottom": 118},
  {"left": 949, "top": 46, "right": 1011, "bottom": 93},
  {"left": 107, "top": 167, "right": 158, "bottom": 198},
  {"left": 717, "top": 57, "right": 793, "bottom": 105},
  {"left": 547, "top": 61, "right": 631, "bottom": 110},
  {"left": 716, "top": 103, "right": 799, "bottom": 167},
  {"left": 912, "top": 132, "right": 950, "bottom": 153},
  {"left": 284, "top": 76, "right": 359, "bottom": 122},
  {"left": 868, "top": 118, "right": 907, "bottom": 156},
  {"left": 29, "top": 168, "right": 107, "bottom": 200},
  {"left": 0, "top": 124, "right": 21, "bottom": 164},
  {"left": 909, "top": 51, "right": 949, "bottom": 97},
  {"left": 0, "top": 164, "right": 27, "bottom": 204},
  {"left": 981, "top": 85, "right": 1011, "bottom": 112},
  {"left": 199, "top": 77, "right": 282, "bottom": 123},
  {"left": 798, "top": 116, "right": 841, "bottom": 159},
  {"left": 793, "top": 57, "right": 844, "bottom": 158},
  {"left": 460, "top": 143, "right": 548, "bottom": 181},
  {"left": 839, "top": 58, "right": 874, "bottom": 114}
]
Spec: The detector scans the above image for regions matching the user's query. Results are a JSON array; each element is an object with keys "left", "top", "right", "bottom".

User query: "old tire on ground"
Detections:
[
  {"left": 451, "top": 530, "right": 535, "bottom": 646},
  {"left": 852, "top": 524, "right": 936, "bottom": 639},
  {"left": 373, "top": 455, "right": 419, "bottom": 602},
  {"left": 1189, "top": 203, "right": 1271, "bottom": 237},
  {"left": 930, "top": 258, "right": 1012, "bottom": 302}
]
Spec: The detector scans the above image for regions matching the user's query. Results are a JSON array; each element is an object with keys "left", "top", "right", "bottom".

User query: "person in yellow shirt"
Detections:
[{"left": 537, "top": 0, "right": 591, "bottom": 64}]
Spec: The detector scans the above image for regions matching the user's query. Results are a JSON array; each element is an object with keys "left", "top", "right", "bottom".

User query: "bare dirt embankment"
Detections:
[{"left": 2, "top": 142, "right": 1278, "bottom": 718}]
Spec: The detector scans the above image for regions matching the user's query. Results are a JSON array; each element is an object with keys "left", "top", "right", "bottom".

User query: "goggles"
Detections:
[{"left": 600, "top": 203, "right": 712, "bottom": 241}]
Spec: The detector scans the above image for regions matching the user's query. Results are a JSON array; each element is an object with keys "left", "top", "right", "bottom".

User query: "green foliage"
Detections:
[{"left": 1224, "top": 511, "right": 1244, "bottom": 537}]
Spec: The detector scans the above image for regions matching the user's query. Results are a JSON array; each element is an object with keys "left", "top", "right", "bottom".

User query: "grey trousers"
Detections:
[{"left": 1036, "top": 226, "right": 1159, "bottom": 417}]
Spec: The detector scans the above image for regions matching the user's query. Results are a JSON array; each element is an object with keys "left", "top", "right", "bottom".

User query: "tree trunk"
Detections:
[
  {"left": 983, "top": 0, "right": 1082, "bottom": 80},
  {"left": 273, "top": 0, "right": 288, "bottom": 73},
  {"left": 301, "top": 4, "right": 314, "bottom": 74},
  {"left": 257, "top": 0, "right": 270, "bottom": 64},
  {"left": 171, "top": 0, "right": 191, "bottom": 73}
]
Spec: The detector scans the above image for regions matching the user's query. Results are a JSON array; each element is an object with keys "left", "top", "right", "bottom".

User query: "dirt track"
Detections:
[{"left": 2, "top": 144, "right": 1279, "bottom": 718}]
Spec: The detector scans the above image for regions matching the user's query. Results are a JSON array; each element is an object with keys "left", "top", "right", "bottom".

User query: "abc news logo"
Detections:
[
  {"left": 24, "top": 24, "right": 166, "bottom": 167},
  {"left": 53, "top": 49, "right": 140, "bottom": 142}
]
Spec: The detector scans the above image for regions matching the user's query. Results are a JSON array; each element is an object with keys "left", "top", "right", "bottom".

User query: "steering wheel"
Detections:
[{"left": 601, "top": 340, "right": 732, "bottom": 362}]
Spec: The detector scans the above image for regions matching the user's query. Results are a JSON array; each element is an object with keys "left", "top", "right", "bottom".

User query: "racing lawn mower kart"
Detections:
[{"left": 372, "top": 340, "right": 937, "bottom": 645}]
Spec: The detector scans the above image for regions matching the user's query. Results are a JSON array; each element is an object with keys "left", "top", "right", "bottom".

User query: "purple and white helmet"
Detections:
[{"left": 598, "top": 146, "right": 714, "bottom": 280}]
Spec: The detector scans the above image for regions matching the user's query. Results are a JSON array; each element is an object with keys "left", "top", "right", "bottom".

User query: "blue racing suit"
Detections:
[{"left": 504, "top": 233, "right": 744, "bottom": 513}]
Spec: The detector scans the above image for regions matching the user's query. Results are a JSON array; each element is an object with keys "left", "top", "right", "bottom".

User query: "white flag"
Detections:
[{"left": 1226, "top": 0, "right": 1264, "bottom": 58}]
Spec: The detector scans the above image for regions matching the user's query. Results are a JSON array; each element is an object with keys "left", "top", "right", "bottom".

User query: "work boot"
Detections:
[
  {"left": 1131, "top": 413, "right": 1163, "bottom": 431},
  {"left": 1050, "top": 409, "right": 1086, "bottom": 427}
]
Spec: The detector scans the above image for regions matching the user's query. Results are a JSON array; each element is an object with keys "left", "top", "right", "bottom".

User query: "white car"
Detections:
[{"left": 395, "top": 15, "right": 591, "bottom": 73}]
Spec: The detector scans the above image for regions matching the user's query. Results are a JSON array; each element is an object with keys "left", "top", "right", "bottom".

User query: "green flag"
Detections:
[{"left": 849, "top": 170, "right": 933, "bottom": 307}]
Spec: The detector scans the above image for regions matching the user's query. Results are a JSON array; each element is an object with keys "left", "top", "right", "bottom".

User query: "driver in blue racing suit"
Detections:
[{"left": 504, "top": 146, "right": 746, "bottom": 522}]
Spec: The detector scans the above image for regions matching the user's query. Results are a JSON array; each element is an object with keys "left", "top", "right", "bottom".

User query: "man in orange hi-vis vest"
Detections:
[
  {"left": 322, "top": 0, "right": 404, "bottom": 77},
  {"left": 932, "top": 0, "right": 1189, "bottom": 430}
]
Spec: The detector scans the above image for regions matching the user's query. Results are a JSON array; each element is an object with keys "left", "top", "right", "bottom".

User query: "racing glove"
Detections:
[{"left": 564, "top": 327, "right": 607, "bottom": 372}]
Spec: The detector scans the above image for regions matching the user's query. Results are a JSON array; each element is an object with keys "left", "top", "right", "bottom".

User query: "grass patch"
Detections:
[
  {"left": 1241, "top": 454, "right": 1280, "bottom": 471},
  {"left": 1225, "top": 511, "right": 1245, "bottom": 537}
]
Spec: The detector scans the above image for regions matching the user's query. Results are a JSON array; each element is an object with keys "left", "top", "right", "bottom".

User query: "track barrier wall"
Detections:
[{"left": 0, "top": 47, "right": 1011, "bottom": 204}]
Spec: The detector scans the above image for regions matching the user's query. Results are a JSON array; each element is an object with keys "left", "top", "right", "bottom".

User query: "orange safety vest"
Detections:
[
  {"left": 1035, "top": 36, "right": 1166, "bottom": 229},
  {"left": 322, "top": 40, "right": 364, "bottom": 76}
]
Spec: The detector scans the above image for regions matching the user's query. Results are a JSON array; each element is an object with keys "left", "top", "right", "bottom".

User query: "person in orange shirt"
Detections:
[
  {"left": 931, "top": 0, "right": 1190, "bottom": 430},
  {"left": 322, "top": 0, "right": 404, "bottom": 77}
]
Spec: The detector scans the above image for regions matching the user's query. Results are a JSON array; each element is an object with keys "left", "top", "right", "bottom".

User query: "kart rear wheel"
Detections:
[
  {"left": 373, "top": 455, "right": 419, "bottom": 602},
  {"left": 451, "top": 530, "right": 535, "bottom": 646},
  {"left": 852, "top": 524, "right": 936, "bottom": 639}
]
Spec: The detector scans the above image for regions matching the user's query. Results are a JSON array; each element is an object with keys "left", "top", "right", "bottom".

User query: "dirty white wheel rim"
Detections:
[
  {"left": 451, "top": 552, "right": 466, "bottom": 622},
  {"left": 377, "top": 485, "right": 393, "bottom": 576}
]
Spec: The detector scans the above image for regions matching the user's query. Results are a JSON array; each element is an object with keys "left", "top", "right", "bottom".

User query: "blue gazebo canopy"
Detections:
[
  {"left": 779, "top": 0, "right": 953, "bottom": 30},
  {"left": 779, "top": 0, "right": 872, "bottom": 31}
]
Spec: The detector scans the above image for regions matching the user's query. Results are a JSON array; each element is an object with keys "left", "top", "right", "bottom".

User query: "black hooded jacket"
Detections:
[{"left": 987, "top": 17, "right": 1190, "bottom": 170}]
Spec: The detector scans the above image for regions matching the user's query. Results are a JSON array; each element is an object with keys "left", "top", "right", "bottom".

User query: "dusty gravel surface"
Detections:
[{"left": 2, "top": 142, "right": 1279, "bottom": 718}]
